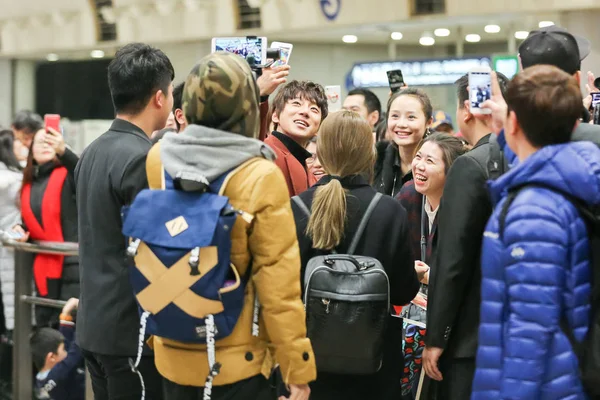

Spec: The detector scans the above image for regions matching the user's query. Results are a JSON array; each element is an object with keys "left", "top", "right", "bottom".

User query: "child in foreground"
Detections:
[{"left": 32, "top": 298, "right": 85, "bottom": 400}]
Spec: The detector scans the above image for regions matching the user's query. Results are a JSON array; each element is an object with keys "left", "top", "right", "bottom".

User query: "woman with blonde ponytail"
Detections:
[{"left": 292, "top": 111, "right": 421, "bottom": 400}]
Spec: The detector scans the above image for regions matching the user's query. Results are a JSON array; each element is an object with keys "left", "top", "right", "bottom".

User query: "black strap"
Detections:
[
  {"left": 487, "top": 133, "right": 507, "bottom": 180},
  {"left": 420, "top": 195, "right": 427, "bottom": 261},
  {"left": 293, "top": 193, "right": 383, "bottom": 256},
  {"left": 348, "top": 193, "right": 383, "bottom": 255},
  {"left": 291, "top": 196, "right": 310, "bottom": 218}
]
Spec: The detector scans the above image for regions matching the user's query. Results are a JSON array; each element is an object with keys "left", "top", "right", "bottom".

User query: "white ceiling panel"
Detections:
[{"left": 0, "top": 0, "right": 88, "bottom": 20}]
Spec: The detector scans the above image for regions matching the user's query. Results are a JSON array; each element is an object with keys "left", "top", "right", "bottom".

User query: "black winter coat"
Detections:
[
  {"left": 374, "top": 141, "right": 413, "bottom": 197},
  {"left": 291, "top": 174, "right": 420, "bottom": 400}
]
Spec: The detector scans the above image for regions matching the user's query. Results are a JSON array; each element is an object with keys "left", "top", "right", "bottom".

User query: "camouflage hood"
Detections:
[
  {"left": 182, "top": 51, "right": 260, "bottom": 138},
  {"left": 160, "top": 125, "right": 275, "bottom": 185}
]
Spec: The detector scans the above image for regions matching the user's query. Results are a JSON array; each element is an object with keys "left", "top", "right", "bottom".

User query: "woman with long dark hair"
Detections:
[
  {"left": 11, "top": 127, "right": 79, "bottom": 327},
  {"left": 374, "top": 88, "right": 434, "bottom": 196},
  {"left": 292, "top": 111, "right": 421, "bottom": 399}
]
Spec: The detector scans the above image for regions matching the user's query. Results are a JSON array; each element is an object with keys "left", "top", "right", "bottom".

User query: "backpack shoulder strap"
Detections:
[
  {"left": 146, "top": 143, "right": 165, "bottom": 190},
  {"left": 487, "top": 133, "right": 506, "bottom": 181},
  {"left": 291, "top": 196, "right": 311, "bottom": 218},
  {"left": 216, "top": 158, "right": 264, "bottom": 196},
  {"left": 347, "top": 192, "right": 383, "bottom": 255},
  {"left": 498, "top": 188, "right": 521, "bottom": 241}
]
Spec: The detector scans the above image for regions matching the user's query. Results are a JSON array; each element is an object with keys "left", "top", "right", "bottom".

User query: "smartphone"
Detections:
[
  {"left": 325, "top": 85, "right": 342, "bottom": 113},
  {"left": 591, "top": 93, "right": 600, "bottom": 109},
  {"left": 44, "top": 114, "right": 61, "bottom": 133},
  {"left": 387, "top": 70, "right": 404, "bottom": 94},
  {"left": 3, "top": 230, "right": 24, "bottom": 240},
  {"left": 468, "top": 67, "right": 492, "bottom": 114},
  {"left": 270, "top": 41, "right": 293, "bottom": 67},
  {"left": 211, "top": 37, "right": 267, "bottom": 65}
]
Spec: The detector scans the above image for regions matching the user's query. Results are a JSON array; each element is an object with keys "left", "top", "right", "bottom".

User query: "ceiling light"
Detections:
[
  {"left": 434, "top": 28, "right": 450, "bottom": 37},
  {"left": 514, "top": 31, "right": 529, "bottom": 40},
  {"left": 484, "top": 24, "right": 501, "bottom": 33},
  {"left": 391, "top": 31, "right": 403, "bottom": 40},
  {"left": 539, "top": 21, "right": 554, "bottom": 28},
  {"left": 90, "top": 50, "right": 105, "bottom": 58},
  {"left": 465, "top": 34, "right": 481, "bottom": 43},
  {"left": 342, "top": 35, "right": 358, "bottom": 43},
  {"left": 419, "top": 35, "right": 435, "bottom": 46},
  {"left": 46, "top": 53, "right": 59, "bottom": 62}
]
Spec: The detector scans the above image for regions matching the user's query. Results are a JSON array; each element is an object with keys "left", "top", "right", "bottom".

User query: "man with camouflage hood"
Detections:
[{"left": 148, "top": 52, "right": 315, "bottom": 400}]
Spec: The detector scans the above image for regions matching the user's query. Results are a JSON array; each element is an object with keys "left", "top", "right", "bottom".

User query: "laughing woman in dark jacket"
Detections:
[
  {"left": 291, "top": 111, "right": 421, "bottom": 400},
  {"left": 374, "top": 88, "right": 433, "bottom": 197},
  {"left": 12, "top": 127, "right": 79, "bottom": 327}
]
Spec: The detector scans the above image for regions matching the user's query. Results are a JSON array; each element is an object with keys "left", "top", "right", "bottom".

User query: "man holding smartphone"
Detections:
[{"left": 422, "top": 71, "right": 510, "bottom": 400}]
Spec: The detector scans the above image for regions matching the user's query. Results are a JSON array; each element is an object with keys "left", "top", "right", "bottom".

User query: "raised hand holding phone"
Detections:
[{"left": 468, "top": 67, "right": 492, "bottom": 115}]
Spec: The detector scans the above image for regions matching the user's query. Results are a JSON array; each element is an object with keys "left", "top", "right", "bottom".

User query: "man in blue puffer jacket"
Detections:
[{"left": 471, "top": 65, "right": 600, "bottom": 400}]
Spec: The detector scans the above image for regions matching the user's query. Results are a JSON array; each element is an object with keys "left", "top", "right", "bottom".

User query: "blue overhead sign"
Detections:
[
  {"left": 346, "top": 56, "right": 492, "bottom": 89},
  {"left": 320, "top": 0, "right": 341, "bottom": 21}
]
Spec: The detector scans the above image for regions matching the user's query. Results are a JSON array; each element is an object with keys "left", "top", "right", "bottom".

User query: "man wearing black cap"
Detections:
[{"left": 487, "top": 25, "right": 600, "bottom": 170}]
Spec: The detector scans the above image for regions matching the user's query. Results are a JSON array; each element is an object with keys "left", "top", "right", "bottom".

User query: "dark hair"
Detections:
[
  {"left": 21, "top": 134, "right": 60, "bottom": 187},
  {"left": 172, "top": 82, "right": 184, "bottom": 113},
  {"left": 0, "top": 130, "right": 22, "bottom": 171},
  {"left": 271, "top": 80, "right": 328, "bottom": 130},
  {"left": 108, "top": 43, "right": 175, "bottom": 115},
  {"left": 387, "top": 88, "right": 433, "bottom": 122},
  {"left": 151, "top": 127, "right": 176, "bottom": 144},
  {"left": 30, "top": 328, "right": 64, "bottom": 371},
  {"left": 455, "top": 71, "right": 509, "bottom": 109},
  {"left": 375, "top": 114, "right": 387, "bottom": 142},
  {"left": 172, "top": 82, "right": 185, "bottom": 130},
  {"left": 347, "top": 88, "right": 382, "bottom": 116},
  {"left": 506, "top": 65, "right": 581, "bottom": 147},
  {"left": 11, "top": 110, "right": 42, "bottom": 134},
  {"left": 415, "top": 132, "right": 468, "bottom": 174}
]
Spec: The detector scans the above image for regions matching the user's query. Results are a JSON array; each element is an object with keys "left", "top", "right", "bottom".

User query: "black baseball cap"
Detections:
[{"left": 518, "top": 25, "right": 591, "bottom": 75}]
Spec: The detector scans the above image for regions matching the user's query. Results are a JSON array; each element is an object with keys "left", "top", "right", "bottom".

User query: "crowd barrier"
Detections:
[{"left": 0, "top": 237, "right": 92, "bottom": 400}]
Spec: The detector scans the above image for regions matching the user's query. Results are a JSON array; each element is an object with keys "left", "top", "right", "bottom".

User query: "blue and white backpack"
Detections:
[{"left": 121, "top": 150, "right": 260, "bottom": 398}]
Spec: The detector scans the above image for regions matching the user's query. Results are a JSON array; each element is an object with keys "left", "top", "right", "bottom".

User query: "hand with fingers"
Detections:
[
  {"left": 257, "top": 65, "right": 291, "bottom": 97},
  {"left": 11, "top": 224, "right": 29, "bottom": 242},
  {"left": 423, "top": 346, "right": 444, "bottom": 381},
  {"left": 583, "top": 71, "right": 599, "bottom": 111},
  {"left": 472, "top": 71, "right": 507, "bottom": 135},
  {"left": 44, "top": 127, "right": 66, "bottom": 156},
  {"left": 61, "top": 298, "right": 79, "bottom": 316},
  {"left": 279, "top": 384, "right": 310, "bottom": 400},
  {"left": 415, "top": 260, "right": 430, "bottom": 284}
]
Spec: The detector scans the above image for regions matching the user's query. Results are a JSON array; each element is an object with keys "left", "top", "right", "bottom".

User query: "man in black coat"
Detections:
[
  {"left": 75, "top": 43, "right": 174, "bottom": 399},
  {"left": 422, "top": 73, "right": 509, "bottom": 400}
]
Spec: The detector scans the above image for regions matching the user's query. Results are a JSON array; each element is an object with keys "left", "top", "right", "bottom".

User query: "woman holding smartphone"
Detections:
[
  {"left": 12, "top": 126, "right": 80, "bottom": 328},
  {"left": 374, "top": 88, "right": 434, "bottom": 197}
]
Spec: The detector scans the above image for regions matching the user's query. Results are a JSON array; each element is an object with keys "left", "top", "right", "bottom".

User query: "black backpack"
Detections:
[
  {"left": 499, "top": 185, "right": 600, "bottom": 397},
  {"left": 292, "top": 193, "right": 390, "bottom": 375}
]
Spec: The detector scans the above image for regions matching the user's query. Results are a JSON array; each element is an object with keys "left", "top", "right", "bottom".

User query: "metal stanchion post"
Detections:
[{"left": 12, "top": 250, "right": 33, "bottom": 400}]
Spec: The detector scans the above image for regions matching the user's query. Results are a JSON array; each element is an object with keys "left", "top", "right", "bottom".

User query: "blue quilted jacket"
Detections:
[{"left": 471, "top": 142, "right": 600, "bottom": 400}]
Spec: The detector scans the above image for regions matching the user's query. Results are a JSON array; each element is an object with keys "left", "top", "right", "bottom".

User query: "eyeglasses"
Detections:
[{"left": 306, "top": 153, "right": 317, "bottom": 164}]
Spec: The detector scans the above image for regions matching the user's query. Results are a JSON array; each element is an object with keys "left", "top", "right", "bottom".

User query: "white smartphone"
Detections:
[
  {"left": 211, "top": 37, "right": 267, "bottom": 65},
  {"left": 270, "top": 41, "right": 294, "bottom": 67},
  {"left": 325, "top": 85, "right": 342, "bottom": 113},
  {"left": 468, "top": 66, "right": 492, "bottom": 114}
]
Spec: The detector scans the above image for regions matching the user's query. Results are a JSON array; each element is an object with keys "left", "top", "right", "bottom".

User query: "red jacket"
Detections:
[{"left": 264, "top": 134, "right": 316, "bottom": 197}]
